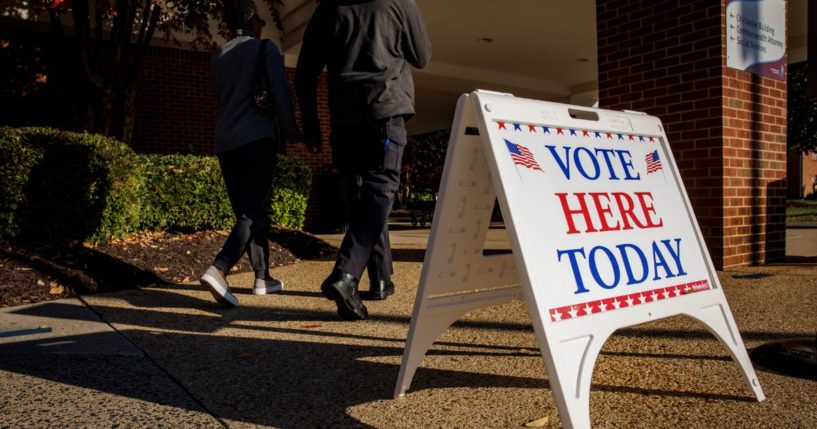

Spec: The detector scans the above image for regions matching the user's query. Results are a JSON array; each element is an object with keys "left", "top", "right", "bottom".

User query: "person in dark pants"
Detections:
[
  {"left": 200, "top": 1, "right": 304, "bottom": 307},
  {"left": 296, "top": 0, "right": 431, "bottom": 320}
]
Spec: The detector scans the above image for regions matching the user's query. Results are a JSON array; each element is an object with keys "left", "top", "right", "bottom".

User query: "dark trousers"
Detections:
[
  {"left": 213, "top": 138, "right": 276, "bottom": 279},
  {"left": 332, "top": 117, "right": 406, "bottom": 283}
]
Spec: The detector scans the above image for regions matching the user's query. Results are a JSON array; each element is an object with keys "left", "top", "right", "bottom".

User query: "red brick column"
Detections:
[
  {"left": 596, "top": 0, "right": 787, "bottom": 268},
  {"left": 134, "top": 46, "right": 216, "bottom": 154}
]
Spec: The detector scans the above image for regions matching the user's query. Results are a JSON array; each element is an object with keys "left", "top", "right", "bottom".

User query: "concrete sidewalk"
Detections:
[
  {"left": 0, "top": 299, "right": 222, "bottom": 427},
  {"left": 1, "top": 223, "right": 815, "bottom": 428}
]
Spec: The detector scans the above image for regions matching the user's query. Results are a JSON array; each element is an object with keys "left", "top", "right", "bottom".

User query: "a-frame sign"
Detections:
[{"left": 394, "top": 91, "right": 765, "bottom": 428}]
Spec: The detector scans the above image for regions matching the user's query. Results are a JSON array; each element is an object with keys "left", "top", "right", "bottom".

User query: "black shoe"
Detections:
[
  {"left": 363, "top": 279, "right": 395, "bottom": 301},
  {"left": 320, "top": 270, "right": 368, "bottom": 320}
]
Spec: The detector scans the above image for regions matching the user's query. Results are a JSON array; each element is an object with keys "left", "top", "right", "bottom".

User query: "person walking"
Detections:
[
  {"left": 200, "top": 1, "right": 303, "bottom": 307},
  {"left": 296, "top": 0, "right": 431, "bottom": 320}
]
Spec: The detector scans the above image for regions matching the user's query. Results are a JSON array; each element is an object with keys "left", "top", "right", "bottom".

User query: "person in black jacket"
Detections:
[
  {"left": 200, "top": 0, "right": 303, "bottom": 308},
  {"left": 296, "top": 0, "right": 431, "bottom": 320}
]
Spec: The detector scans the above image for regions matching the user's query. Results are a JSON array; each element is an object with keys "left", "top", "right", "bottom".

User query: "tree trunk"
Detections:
[{"left": 122, "top": 83, "right": 137, "bottom": 145}]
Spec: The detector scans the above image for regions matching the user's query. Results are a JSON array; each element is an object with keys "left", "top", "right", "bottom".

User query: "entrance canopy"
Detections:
[{"left": 277, "top": 0, "right": 808, "bottom": 135}]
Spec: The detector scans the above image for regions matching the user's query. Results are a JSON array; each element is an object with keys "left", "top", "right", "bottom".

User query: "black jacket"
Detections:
[{"left": 295, "top": 0, "right": 431, "bottom": 140}]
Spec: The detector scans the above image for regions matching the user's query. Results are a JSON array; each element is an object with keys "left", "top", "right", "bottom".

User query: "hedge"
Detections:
[
  {"left": 270, "top": 154, "right": 311, "bottom": 229},
  {"left": 0, "top": 127, "right": 143, "bottom": 243},
  {"left": 139, "top": 154, "right": 234, "bottom": 232},
  {"left": 0, "top": 127, "right": 311, "bottom": 244},
  {"left": 0, "top": 137, "right": 42, "bottom": 239},
  {"left": 140, "top": 153, "right": 310, "bottom": 231}
]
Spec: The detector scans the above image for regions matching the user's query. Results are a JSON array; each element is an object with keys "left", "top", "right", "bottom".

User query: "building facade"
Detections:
[{"left": 1, "top": 0, "right": 808, "bottom": 268}]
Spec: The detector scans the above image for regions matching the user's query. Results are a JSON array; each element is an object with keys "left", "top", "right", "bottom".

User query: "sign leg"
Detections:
[
  {"left": 687, "top": 303, "right": 766, "bottom": 401},
  {"left": 527, "top": 306, "right": 613, "bottom": 429},
  {"left": 394, "top": 308, "right": 463, "bottom": 398}
]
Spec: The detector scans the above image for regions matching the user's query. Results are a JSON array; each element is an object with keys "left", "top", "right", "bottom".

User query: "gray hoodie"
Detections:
[{"left": 212, "top": 34, "right": 301, "bottom": 154}]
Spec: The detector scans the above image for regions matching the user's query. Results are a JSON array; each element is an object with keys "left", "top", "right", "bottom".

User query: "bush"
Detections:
[
  {"left": 0, "top": 137, "right": 42, "bottom": 239},
  {"left": 786, "top": 199, "right": 817, "bottom": 221},
  {"left": 270, "top": 154, "right": 311, "bottom": 229},
  {"left": 0, "top": 127, "right": 312, "bottom": 243},
  {"left": 401, "top": 129, "right": 448, "bottom": 208},
  {"left": 139, "top": 154, "right": 234, "bottom": 231},
  {"left": 0, "top": 127, "right": 142, "bottom": 243},
  {"left": 140, "top": 153, "right": 311, "bottom": 231}
]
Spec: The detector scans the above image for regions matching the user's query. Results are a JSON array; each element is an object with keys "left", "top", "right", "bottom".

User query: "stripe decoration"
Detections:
[{"left": 548, "top": 279, "right": 711, "bottom": 322}]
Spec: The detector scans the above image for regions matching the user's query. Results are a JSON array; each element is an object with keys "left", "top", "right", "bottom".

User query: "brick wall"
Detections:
[
  {"left": 134, "top": 46, "right": 216, "bottom": 153},
  {"left": 596, "top": 0, "right": 787, "bottom": 268}
]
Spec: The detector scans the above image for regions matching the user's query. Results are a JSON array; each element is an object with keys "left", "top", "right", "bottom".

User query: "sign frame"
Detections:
[{"left": 394, "top": 91, "right": 765, "bottom": 429}]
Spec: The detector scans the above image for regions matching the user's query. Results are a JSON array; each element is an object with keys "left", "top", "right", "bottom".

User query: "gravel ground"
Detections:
[{"left": 78, "top": 260, "right": 816, "bottom": 428}]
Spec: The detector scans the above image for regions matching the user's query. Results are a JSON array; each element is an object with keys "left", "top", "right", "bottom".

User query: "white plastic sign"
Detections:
[{"left": 394, "top": 91, "right": 765, "bottom": 429}]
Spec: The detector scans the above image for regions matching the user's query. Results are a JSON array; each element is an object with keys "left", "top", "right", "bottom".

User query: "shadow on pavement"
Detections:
[
  {"left": 0, "top": 328, "right": 547, "bottom": 427},
  {"left": 3, "top": 281, "right": 805, "bottom": 426},
  {"left": 10, "top": 291, "right": 812, "bottom": 342},
  {"left": 0, "top": 326, "right": 756, "bottom": 427},
  {"left": 390, "top": 248, "right": 425, "bottom": 263}
]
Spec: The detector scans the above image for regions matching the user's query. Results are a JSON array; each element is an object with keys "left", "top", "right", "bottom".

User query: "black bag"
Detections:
[{"left": 253, "top": 39, "right": 276, "bottom": 112}]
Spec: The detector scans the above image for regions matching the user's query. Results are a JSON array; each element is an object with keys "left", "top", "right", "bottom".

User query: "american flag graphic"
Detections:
[
  {"left": 504, "top": 139, "right": 543, "bottom": 172},
  {"left": 645, "top": 150, "right": 662, "bottom": 174}
]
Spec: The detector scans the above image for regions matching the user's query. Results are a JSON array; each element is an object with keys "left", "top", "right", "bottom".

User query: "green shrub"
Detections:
[
  {"left": 0, "top": 127, "right": 312, "bottom": 243},
  {"left": 268, "top": 187, "right": 308, "bottom": 230},
  {"left": 786, "top": 199, "right": 817, "bottom": 221},
  {"left": 0, "top": 127, "right": 142, "bottom": 243},
  {"left": 0, "top": 136, "right": 43, "bottom": 240},
  {"left": 270, "top": 154, "right": 311, "bottom": 229},
  {"left": 139, "top": 154, "right": 234, "bottom": 231},
  {"left": 401, "top": 129, "right": 448, "bottom": 208},
  {"left": 140, "top": 153, "right": 311, "bottom": 231}
]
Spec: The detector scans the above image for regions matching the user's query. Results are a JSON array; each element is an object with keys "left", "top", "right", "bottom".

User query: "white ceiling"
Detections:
[
  {"left": 279, "top": 0, "right": 809, "bottom": 135},
  {"left": 409, "top": 0, "right": 599, "bottom": 133}
]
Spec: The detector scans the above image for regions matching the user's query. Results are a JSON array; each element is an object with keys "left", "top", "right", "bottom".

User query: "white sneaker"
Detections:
[
  {"left": 200, "top": 266, "right": 239, "bottom": 307},
  {"left": 253, "top": 277, "right": 284, "bottom": 295}
]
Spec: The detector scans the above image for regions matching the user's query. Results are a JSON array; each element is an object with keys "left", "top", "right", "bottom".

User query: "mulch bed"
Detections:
[{"left": 0, "top": 227, "right": 337, "bottom": 309}]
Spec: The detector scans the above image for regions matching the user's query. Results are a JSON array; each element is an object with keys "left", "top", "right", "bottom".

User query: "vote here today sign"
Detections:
[
  {"left": 482, "top": 100, "right": 715, "bottom": 324},
  {"left": 396, "top": 92, "right": 763, "bottom": 429}
]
